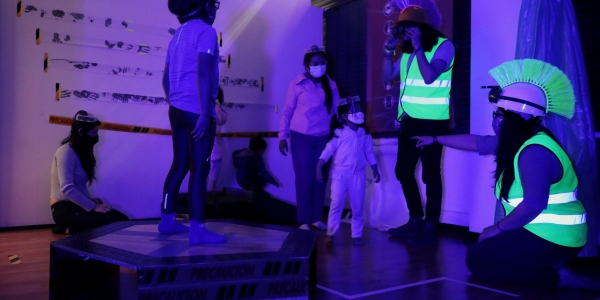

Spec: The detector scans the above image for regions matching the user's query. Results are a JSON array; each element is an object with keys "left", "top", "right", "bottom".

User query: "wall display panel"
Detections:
[
  {"left": 56, "top": 84, "right": 276, "bottom": 112},
  {"left": 47, "top": 56, "right": 161, "bottom": 78},
  {"left": 19, "top": 1, "right": 176, "bottom": 36}
]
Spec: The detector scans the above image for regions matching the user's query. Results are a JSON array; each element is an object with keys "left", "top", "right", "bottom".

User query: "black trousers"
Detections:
[
  {"left": 395, "top": 116, "right": 448, "bottom": 223},
  {"left": 162, "top": 106, "right": 215, "bottom": 222},
  {"left": 466, "top": 227, "right": 583, "bottom": 286},
  {"left": 51, "top": 201, "right": 129, "bottom": 234}
]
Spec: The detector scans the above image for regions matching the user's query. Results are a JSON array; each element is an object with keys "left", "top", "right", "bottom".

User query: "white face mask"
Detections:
[
  {"left": 347, "top": 112, "right": 364, "bottom": 124},
  {"left": 309, "top": 65, "right": 326, "bottom": 78}
]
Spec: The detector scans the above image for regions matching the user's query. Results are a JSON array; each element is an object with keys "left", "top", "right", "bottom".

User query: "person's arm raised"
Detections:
[
  {"left": 405, "top": 27, "right": 448, "bottom": 84},
  {"left": 382, "top": 36, "right": 401, "bottom": 83}
]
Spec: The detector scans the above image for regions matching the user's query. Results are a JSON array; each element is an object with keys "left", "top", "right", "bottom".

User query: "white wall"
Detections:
[
  {"left": 0, "top": 0, "right": 323, "bottom": 227},
  {"left": 466, "top": 0, "right": 523, "bottom": 231}
]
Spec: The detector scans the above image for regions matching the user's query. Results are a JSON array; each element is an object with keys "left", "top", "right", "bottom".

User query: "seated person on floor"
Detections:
[
  {"left": 50, "top": 111, "right": 129, "bottom": 235},
  {"left": 232, "top": 136, "right": 280, "bottom": 192}
]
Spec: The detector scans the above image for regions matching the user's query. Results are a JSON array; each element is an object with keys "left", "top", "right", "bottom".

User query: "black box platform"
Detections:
[{"left": 50, "top": 220, "right": 317, "bottom": 300}]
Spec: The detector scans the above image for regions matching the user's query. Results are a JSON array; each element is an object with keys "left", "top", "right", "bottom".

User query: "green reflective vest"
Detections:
[
  {"left": 495, "top": 132, "right": 587, "bottom": 247},
  {"left": 398, "top": 38, "right": 453, "bottom": 120}
]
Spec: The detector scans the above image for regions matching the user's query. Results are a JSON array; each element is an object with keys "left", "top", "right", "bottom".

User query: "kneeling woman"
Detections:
[
  {"left": 414, "top": 59, "right": 590, "bottom": 288},
  {"left": 50, "top": 111, "right": 129, "bottom": 234}
]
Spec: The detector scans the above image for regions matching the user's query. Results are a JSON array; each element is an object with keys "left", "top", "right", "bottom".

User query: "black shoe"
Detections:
[
  {"left": 51, "top": 224, "right": 68, "bottom": 234},
  {"left": 407, "top": 222, "right": 438, "bottom": 246},
  {"left": 388, "top": 217, "right": 423, "bottom": 237}
]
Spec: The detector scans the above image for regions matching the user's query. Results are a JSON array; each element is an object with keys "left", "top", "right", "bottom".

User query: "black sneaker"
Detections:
[
  {"left": 407, "top": 222, "right": 438, "bottom": 246},
  {"left": 388, "top": 217, "right": 423, "bottom": 237},
  {"left": 51, "top": 224, "right": 68, "bottom": 234}
]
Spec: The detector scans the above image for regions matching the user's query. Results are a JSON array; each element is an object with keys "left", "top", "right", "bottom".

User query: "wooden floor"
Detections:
[{"left": 1, "top": 224, "right": 600, "bottom": 300}]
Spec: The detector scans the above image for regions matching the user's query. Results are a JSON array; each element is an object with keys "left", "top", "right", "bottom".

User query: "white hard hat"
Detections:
[
  {"left": 496, "top": 83, "right": 547, "bottom": 117},
  {"left": 488, "top": 59, "right": 575, "bottom": 119}
]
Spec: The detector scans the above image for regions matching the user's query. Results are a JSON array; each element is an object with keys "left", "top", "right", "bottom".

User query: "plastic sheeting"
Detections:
[
  {"left": 515, "top": 0, "right": 599, "bottom": 257},
  {"left": 364, "top": 138, "right": 409, "bottom": 231}
]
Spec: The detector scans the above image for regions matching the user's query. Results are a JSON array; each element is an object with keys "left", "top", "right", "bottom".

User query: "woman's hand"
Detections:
[
  {"left": 279, "top": 140, "right": 288, "bottom": 156},
  {"left": 191, "top": 115, "right": 210, "bottom": 142},
  {"left": 372, "top": 169, "right": 381, "bottom": 183},
  {"left": 316, "top": 167, "right": 324, "bottom": 183},
  {"left": 405, "top": 27, "right": 422, "bottom": 50},
  {"left": 412, "top": 136, "right": 434, "bottom": 148},
  {"left": 478, "top": 224, "right": 502, "bottom": 242},
  {"left": 93, "top": 203, "right": 112, "bottom": 214}
]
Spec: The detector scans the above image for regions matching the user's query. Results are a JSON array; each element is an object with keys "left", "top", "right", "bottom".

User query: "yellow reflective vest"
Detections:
[
  {"left": 398, "top": 38, "right": 453, "bottom": 120},
  {"left": 495, "top": 132, "right": 587, "bottom": 247}
]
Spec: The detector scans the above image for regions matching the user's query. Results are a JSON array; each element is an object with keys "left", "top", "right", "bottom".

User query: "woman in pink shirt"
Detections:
[{"left": 278, "top": 46, "right": 341, "bottom": 230}]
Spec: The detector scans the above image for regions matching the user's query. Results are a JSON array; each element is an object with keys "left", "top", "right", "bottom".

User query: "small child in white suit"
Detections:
[{"left": 316, "top": 98, "right": 380, "bottom": 246}]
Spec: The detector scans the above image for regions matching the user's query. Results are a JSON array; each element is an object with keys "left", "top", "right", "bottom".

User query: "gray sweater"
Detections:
[{"left": 50, "top": 143, "right": 96, "bottom": 211}]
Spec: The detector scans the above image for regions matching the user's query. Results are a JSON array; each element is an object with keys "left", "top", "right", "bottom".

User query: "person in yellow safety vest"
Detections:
[
  {"left": 383, "top": 0, "right": 455, "bottom": 246},
  {"left": 413, "top": 59, "right": 599, "bottom": 289}
]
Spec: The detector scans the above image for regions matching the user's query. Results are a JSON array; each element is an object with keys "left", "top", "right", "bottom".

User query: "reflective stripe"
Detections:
[
  {"left": 506, "top": 192, "right": 576, "bottom": 207},
  {"left": 529, "top": 213, "right": 586, "bottom": 225},
  {"left": 401, "top": 96, "right": 449, "bottom": 105},
  {"left": 401, "top": 79, "right": 452, "bottom": 88}
]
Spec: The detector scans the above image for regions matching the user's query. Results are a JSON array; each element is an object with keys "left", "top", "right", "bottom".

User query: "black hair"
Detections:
[
  {"left": 216, "top": 87, "right": 224, "bottom": 105},
  {"left": 249, "top": 136, "right": 267, "bottom": 152},
  {"left": 168, "top": 0, "right": 209, "bottom": 24},
  {"left": 328, "top": 102, "right": 370, "bottom": 141},
  {"left": 395, "top": 21, "right": 446, "bottom": 53},
  {"left": 494, "top": 109, "right": 563, "bottom": 200},
  {"left": 61, "top": 110, "right": 101, "bottom": 184},
  {"left": 303, "top": 51, "right": 333, "bottom": 114}
]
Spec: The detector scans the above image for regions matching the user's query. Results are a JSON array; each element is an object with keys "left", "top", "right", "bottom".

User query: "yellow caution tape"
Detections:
[
  {"left": 8, "top": 255, "right": 21, "bottom": 265},
  {"left": 49, "top": 115, "right": 172, "bottom": 135},
  {"left": 44, "top": 53, "right": 49, "bottom": 72},
  {"left": 49, "top": 115, "right": 277, "bottom": 138},
  {"left": 17, "top": 0, "right": 22, "bottom": 17},
  {"left": 55, "top": 83, "right": 60, "bottom": 101}
]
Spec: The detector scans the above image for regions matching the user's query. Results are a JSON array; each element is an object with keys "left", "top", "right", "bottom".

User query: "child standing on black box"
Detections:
[{"left": 317, "top": 98, "right": 380, "bottom": 246}]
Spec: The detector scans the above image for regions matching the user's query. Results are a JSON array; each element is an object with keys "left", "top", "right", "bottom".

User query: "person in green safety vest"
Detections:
[
  {"left": 413, "top": 59, "right": 599, "bottom": 289},
  {"left": 383, "top": 0, "right": 455, "bottom": 247}
]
